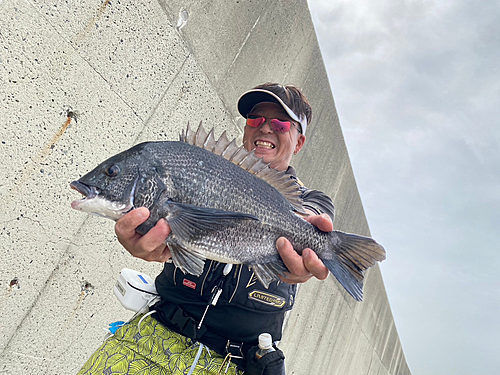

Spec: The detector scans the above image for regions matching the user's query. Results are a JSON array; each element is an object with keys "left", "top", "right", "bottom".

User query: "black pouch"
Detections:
[{"left": 244, "top": 346, "right": 286, "bottom": 375}]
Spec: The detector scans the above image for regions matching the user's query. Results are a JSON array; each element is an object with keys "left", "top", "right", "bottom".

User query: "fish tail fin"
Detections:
[{"left": 322, "top": 231, "right": 386, "bottom": 301}]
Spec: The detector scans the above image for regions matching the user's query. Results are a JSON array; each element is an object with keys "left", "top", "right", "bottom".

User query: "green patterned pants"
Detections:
[{"left": 77, "top": 315, "right": 244, "bottom": 375}]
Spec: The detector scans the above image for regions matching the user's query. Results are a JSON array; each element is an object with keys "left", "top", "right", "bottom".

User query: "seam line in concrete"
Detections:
[
  {"left": 283, "top": 26, "right": 316, "bottom": 84},
  {"left": 27, "top": 0, "right": 142, "bottom": 123},
  {"left": 0, "top": 216, "right": 91, "bottom": 358},
  {"left": 130, "top": 54, "right": 189, "bottom": 145},
  {"left": 226, "top": 15, "right": 261, "bottom": 77}
]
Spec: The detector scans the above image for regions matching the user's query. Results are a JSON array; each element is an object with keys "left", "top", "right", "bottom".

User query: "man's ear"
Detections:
[{"left": 294, "top": 134, "right": 306, "bottom": 154}]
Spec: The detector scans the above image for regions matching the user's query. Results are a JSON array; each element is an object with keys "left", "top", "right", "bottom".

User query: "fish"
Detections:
[{"left": 70, "top": 123, "right": 385, "bottom": 301}]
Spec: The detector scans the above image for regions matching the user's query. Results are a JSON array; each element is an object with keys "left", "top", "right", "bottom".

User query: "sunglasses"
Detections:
[{"left": 246, "top": 114, "right": 302, "bottom": 134}]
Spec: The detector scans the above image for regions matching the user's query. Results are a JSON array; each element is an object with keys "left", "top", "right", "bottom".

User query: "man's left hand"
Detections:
[{"left": 276, "top": 213, "right": 333, "bottom": 284}]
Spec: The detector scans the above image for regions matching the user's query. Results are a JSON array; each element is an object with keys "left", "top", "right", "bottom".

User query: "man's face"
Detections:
[{"left": 243, "top": 102, "right": 306, "bottom": 171}]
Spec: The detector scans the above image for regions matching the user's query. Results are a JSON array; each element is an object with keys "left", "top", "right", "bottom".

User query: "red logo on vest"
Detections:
[{"left": 183, "top": 279, "right": 196, "bottom": 289}]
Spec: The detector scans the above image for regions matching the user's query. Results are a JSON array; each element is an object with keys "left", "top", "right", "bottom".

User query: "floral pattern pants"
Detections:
[{"left": 77, "top": 315, "right": 243, "bottom": 375}]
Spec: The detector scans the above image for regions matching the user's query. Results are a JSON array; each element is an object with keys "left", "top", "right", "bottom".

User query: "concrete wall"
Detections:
[{"left": 0, "top": 0, "right": 410, "bottom": 374}]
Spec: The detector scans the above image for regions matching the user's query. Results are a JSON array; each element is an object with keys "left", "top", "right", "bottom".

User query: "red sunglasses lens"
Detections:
[
  {"left": 270, "top": 119, "right": 291, "bottom": 133},
  {"left": 246, "top": 117, "right": 265, "bottom": 128},
  {"left": 246, "top": 117, "right": 292, "bottom": 133}
]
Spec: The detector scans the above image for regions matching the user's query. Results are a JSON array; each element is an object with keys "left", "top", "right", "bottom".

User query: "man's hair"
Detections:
[{"left": 253, "top": 83, "right": 313, "bottom": 126}]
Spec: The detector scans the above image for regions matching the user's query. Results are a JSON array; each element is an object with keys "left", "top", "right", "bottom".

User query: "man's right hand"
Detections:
[{"left": 115, "top": 207, "right": 172, "bottom": 262}]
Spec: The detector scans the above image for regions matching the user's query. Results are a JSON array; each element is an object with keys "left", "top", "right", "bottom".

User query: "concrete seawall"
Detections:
[{"left": 0, "top": 1, "right": 410, "bottom": 374}]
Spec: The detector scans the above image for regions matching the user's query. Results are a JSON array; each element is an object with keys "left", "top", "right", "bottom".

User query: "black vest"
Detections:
[{"left": 154, "top": 260, "right": 296, "bottom": 344}]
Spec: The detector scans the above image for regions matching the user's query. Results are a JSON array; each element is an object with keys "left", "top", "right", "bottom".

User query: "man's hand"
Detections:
[
  {"left": 115, "top": 207, "right": 172, "bottom": 262},
  {"left": 276, "top": 213, "right": 333, "bottom": 284}
]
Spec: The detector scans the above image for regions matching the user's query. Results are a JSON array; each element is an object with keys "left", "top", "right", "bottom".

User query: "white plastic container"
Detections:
[{"left": 113, "top": 268, "right": 157, "bottom": 312}]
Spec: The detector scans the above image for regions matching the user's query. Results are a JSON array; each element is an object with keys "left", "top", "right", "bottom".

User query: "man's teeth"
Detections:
[{"left": 255, "top": 140, "right": 275, "bottom": 149}]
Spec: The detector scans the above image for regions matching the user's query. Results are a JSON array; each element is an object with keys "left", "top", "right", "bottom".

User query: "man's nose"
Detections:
[{"left": 260, "top": 119, "right": 274, "bottom": 133}]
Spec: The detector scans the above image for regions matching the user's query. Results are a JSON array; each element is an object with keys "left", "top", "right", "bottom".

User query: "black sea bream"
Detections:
[{"left": 70, "top": 124, "right": 385, "bottom": 301}]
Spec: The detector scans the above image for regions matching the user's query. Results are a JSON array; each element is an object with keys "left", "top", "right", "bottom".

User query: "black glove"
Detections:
[{"left": 245, "top": 346, "right": 286, "bottom": 375}]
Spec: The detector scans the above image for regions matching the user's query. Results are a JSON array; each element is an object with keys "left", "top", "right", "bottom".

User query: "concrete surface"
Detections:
[{"left": 0, "top": 0, "right": 411, "bottom": 374}]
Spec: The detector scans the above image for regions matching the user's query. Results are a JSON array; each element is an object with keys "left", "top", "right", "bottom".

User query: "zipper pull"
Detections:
[
  {"left": 198, "top": 304, "right": 210, "bottom": 330},
  {"left": 197, "top": 283, "right": 222, "bottom": 329},
  {"left": 197, "top": 264, "right": 233, "bottom": 330}
]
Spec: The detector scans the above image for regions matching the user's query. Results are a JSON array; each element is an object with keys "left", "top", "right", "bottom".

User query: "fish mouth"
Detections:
[
  {"left": 69, "top": 178, "right": 137, "bottom": 220},
  {"left": 70, "top": 181, "right": 98, "bottom": 209}
]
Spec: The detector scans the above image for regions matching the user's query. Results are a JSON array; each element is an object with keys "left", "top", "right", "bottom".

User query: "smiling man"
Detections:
[
  {"left": 78, "top": 83, "right": 335, "bottom": 375},
  {"left": 240, "top": 93, "right": 306, "bottom": 171}
]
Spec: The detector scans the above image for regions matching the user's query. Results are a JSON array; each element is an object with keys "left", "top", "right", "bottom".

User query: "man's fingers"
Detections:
[
  {"left": 114, "top": 208, "right": 172, "bottom": 263},
  {"left": 115, "top": 207, "right": 150, "bottom": 238},
  {"left": 136, "top": 219, "right": 171, "bottom": 253},
  {"left": 276, "top": 237, "right": 330, "bottom": 284},
  {"left": 276, "top": 237, "right": 306, "bottom": 276},
  {"left": 141, "top": 242, "right": 172, "bottom": 263},
  {"left": 304, "top": 213, "right": 333, "bottom": 232},
  {"left": 302, "top": 249, "right": 329, "bottom": 280},
  {"left": 276, "top": 237, "right": 314, "bottom": 284}
]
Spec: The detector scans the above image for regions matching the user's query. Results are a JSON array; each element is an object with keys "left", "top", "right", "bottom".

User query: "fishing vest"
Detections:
[{"left": 154, "top": 260, "right": 296, "bottom": 344}]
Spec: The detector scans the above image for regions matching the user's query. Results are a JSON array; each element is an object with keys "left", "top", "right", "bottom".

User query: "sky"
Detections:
[{"left": 307, "top": 1, "right": 500, "bottom": 374}]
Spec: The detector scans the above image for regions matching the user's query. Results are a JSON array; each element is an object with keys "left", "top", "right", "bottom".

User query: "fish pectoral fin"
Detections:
[
  {"left": 164, "top": 201, "right": 259, "bottom": 239},
  {"left": 167, "top": 239, "right": 206, "bottom": 276},
  {"left": 249, "top": 260, "right": 288, "bottom": 289}
]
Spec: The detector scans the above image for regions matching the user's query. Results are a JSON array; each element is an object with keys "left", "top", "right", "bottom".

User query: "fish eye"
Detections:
[{"left": 104, "top": 164, "right": 120, "bottom": 177}]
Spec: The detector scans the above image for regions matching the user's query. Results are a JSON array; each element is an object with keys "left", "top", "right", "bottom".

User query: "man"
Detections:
[{"left": 78, "top": 83, "right": 334, "bottom": 375}]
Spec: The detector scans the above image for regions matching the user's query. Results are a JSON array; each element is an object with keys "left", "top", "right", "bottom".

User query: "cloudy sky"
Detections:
[{"left": 308, "top": 1, "right": 500, "bottom": 374}]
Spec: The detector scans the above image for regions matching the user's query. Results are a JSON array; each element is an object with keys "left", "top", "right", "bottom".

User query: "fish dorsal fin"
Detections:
[{"left": 181, "top": 122, "right": 306, "bottom": 213}]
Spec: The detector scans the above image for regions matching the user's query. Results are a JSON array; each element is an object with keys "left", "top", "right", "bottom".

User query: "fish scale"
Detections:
[{"left": 70, "top": 123, "right": 385, "bottom": 301}]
